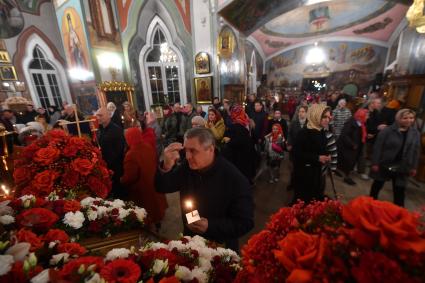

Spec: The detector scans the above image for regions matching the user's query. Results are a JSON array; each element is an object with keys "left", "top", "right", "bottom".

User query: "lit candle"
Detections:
[
  {"left": 185, "top": 200, "right": 193, "bottom": 210},
  {"left": 1, "top": 184, "right": 9, "bottom": 196},
  {"left": 184, "top": 199, "right": 200, "bottom": 224}
]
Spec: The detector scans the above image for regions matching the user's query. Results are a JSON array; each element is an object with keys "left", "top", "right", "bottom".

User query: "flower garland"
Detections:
[
  {"left": 235, "top": 196, "right": 425, "bottom": 282},
  {"left": 1, "top": 195, "right": 147, "bottom": 239},
  {"left": 13, "top": 130, "right": 112, "bottom": 199}
]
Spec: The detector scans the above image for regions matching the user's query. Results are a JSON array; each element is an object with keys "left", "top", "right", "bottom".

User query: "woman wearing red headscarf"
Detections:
[
  {"left": 222, "top": 105, "right": 256, "bottom": 183},
  {"left": 264, "top": 123, "right": 285, "bottom": 183},
  {"left": 120, "top": 127, "right": 168, "bottom": 229},
  {"left": 337, "top": 108, "right": 369, "bottom": 185}
]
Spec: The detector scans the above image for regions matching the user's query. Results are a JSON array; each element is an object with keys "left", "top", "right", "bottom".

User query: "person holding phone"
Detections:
[{"left": 155, "top": 127, "right": 254, "bottom": 252}]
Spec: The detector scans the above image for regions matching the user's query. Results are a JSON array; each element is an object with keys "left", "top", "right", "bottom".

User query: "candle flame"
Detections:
[
  {"left": 1, "top": 184, "right": 9, "bottom": 195},
  {"left": 185, "top": 200, "right": 193, "bottom": 209}
]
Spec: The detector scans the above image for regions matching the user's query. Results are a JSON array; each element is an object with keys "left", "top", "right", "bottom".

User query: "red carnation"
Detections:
[
  {"left": 58, "top": 243, "right": 87, "bottom": 256},
  {"left": 63, "top": 200, "right": 81, "bottom": 213},
  {"left": 71, "top": 158, "right": 95, "bottom": 176},
  {"left": 33, "top": 146, "right": 60, "bottom": 165},
  {"left": 17, "top": 207, "right": 59, "bottom": 230},
  {"left": 43, "top": 229, "right": 69, "bottom": 244},
  {"left": 87, "top": 176, "right": 110, "bottom": 199},
  {"left": 16, "top": 229, "right": 43, "bottom": 251},
  {"left": 100, "top": 259, "right": 141, "bottom": 283},
  {"left": 60, "top": 257, "right": 104, "bottom": 280}
]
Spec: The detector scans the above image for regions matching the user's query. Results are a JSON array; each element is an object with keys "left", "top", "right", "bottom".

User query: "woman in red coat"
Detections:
[{"left": 121, "top": 127, "right": 168, "bottom": 229}]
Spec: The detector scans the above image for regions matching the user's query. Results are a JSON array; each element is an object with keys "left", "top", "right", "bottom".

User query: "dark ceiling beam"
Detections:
[{"left": 219, "top": 0, "right": 412, "bottom": 36}]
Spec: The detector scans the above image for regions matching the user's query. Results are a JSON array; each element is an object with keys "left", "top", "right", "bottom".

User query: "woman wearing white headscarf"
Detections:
[{"left": 292, "top": 104, "right": 332, "bottom": 203}]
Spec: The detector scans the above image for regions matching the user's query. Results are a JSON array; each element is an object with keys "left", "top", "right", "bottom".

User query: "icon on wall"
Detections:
[
  {"left": 195, "top": 52, "right": 210, "bottom": 74},
  {"left": 194, "top": 76, "right": 213, "bottom": 104},
  {"left": 0, "top": 66, "right": 18, "bottom": 81},
  {"left": 0, "top": 0, "right": 25, "bottom": 39},
  {"left": 218, "top": 28, "right": 235, "bottom": 59}
]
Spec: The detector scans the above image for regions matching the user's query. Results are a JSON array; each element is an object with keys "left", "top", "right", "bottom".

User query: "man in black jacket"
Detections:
[
  {"left": 96, "top": 107, "right": 125, "bottom": 198},
  {"left": 155, "top": 128, "right": 254, "bottom": 252}
]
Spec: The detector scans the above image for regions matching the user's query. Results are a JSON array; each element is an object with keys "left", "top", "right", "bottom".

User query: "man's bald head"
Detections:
[{"left": 96, "top": 107, "right": 111, "bottom": 127}]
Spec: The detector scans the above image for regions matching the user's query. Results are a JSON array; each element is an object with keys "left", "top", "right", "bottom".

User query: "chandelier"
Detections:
[
  {"left": 406, "top": 0, "right": 425, "bottom": 33},
  {"left": 159, "top": 43, "right": 177, "bottom": 63}
]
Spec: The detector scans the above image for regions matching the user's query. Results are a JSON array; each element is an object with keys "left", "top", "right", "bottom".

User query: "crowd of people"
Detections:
[{"left": 0, "top": 89, "right": 421, "bottom": 250}]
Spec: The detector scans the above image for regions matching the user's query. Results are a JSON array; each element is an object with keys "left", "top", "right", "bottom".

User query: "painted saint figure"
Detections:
[{"left": 67, "top": 13, "right": 85, "bottom": 68}]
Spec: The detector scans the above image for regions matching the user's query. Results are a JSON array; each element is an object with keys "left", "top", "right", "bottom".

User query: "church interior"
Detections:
[{"left": 1, "top": 0, "right": 425, "bottom": 282}]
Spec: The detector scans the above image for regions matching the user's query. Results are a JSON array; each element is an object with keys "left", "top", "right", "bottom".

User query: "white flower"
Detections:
[
  {"left": 152, "top": 259, "right": 168, "bottom": 274},
  {"left": 168, "top": 240, "right": 187, "bottom": 251},
  {"left": 175, "top": 265, "right": 193, "bottom": 281},
  {"left": 111, "top": 199, "right": 125, "bottom": 208},
  {"left": 86, "top": 273, "right": 102, "bottom": 283},
  {"left": 191, "top": 267, "right": 208, "bottom": 283},
  {"left": 87, "top": 209, "right": 98, "bottom": 221},
  {"left": 147, "top": 242, "right": 167, "bottom": 251},
  {"left": 118, "top": 208, "right": 129, "bottom": 220},
  {"left": 198, "top": 257, "right": 212, "bottom": 272},
  {"left": 48, "top": 242, "right": 57, "bottom": 249},
  {"left": 6, "top": 242, "right": 30, "bottom": 261},
  {"left": 19, "top": 195, "right": 35, "bottom": 202},
  {"left": 216, "top": 247, "right": 240, "bottom": 262},
  {"left": 0, "top": 255, "right": 14, "bottom": 276},
  {"left": 105, "top": 248, "right": 130, "bottom": 261},
  {"left": 30, "top": 269, "right": 49, "bottom": 283},
  {"left": 96, "top": 206, "right": 108, "bottom": 218},
  {"left": 80, "top": 197, "right": 95, "bottom": 207},
  {"left": 134, "top": 208, "right": 147, "bottom": 223},
  {"left": 63, "top": 211, "right": 85, "bottom": 229},
  {"left": 49, "top": 253, "right": 70, "bottom": 265},
  {"left": 0, "top": 215, "right": 14, "bottom": 225}
]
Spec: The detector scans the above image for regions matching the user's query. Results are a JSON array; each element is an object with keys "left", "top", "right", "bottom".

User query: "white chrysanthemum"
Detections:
[
  {"left": 30, "top": 268, "right": 50, "bottom": 283},
  {"left": 175, "top": 265, "right": 193, "bottom": 281},
  {"left": 80, "top": 197, "right": 95, "bottom": 207},
  {"left": 49, "top": 253, "right": 70, "bottom": 265},
  {"left": 216, "top": 247, "right": 240, "bottom": 262},
  {"left": 0, "top": 215, "right": 14, "bottom": 225},
  {"left": 167, "top": 240, "right": 187, "bottom": 251},
  {"left": 0, "top": 255, "right": 14, "bottom": 275},
  {"left": 134, "top": 208, "right": 147, "bottom": 222},
  {"left": 87, "top": 209, "right": 98, "bottom": 221},
  {"left": 105, "top": 248, "right": 130, "bottom": 261},
  {"left": 192, "top": 267, "right": 208, "bottom": 283},
  {"left": 152, "top": 259, "right": 168, "bottom": 274},
  {"left": 198, "top": 257, "right": 212, "bottom": 272},
  {"left": 96, "top": 206, "right": 108, "bottom": 218},
  {"left": 111, "top": 199, "right": 125, "bottom": 208},
  {"left": 63, "top": 211, "right": 85, "bottom": 229},
  {"left": 149, "top": 242, "right": 168, "bottom": 251},
  {"left": 19, "top": 195, "right": 34, "bottom": 202},
  {"left": 118, "top": 208, "right": 129, "bottom": 220}
]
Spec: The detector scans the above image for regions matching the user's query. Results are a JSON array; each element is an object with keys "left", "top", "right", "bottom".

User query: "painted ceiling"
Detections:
[{"left": 219, "top": 0, "right": 410, "bottom": 57}]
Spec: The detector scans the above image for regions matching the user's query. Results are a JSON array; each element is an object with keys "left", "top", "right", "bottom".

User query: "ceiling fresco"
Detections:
[{"left": 219, "top": 0, "right": 410, "bottom": 57}]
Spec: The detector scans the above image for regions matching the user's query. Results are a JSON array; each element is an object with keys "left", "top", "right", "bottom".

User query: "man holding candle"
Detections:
[{"left": 155, "top": 127, "right": 254, "bottom": 252}]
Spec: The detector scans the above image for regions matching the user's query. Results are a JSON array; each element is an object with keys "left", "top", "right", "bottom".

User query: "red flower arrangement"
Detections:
[
  {"left": 236, "top": 196, "right": 425, "bottom": 283},
  {"left": 100, "top": 259, "right": 141, "bottom": 283},
  {"left": 14, "top": 130, "right": 112, "bottom": 199}
]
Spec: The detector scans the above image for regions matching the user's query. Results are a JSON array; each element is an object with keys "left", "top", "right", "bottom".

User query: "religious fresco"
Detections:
[
  {"left": 16, "top": 0, "right": 49, "bottom": 15},
  {"left": 53, "top": 0, "right": 68, "bottom": 9},
  {"left": 116, "top": 0, "right": 132, "bottom": 32},
  {"left": 82, "top": 0, "right": 122, "bottom": 51},
  {"left": 174, "top": 0, "right": 191, "bottom": 34},
  {"left": 266, "top": 41, "right": 387, "bottom": 92},
  {"left": 353, "top": 17, "right": 393, "bottom": 35},
  {"left": 0, "top": 0, "right": 25, "bottom": 39}
]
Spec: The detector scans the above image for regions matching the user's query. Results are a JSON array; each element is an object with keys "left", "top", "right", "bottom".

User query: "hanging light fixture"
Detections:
[
  {"left": 159, "top": 43, "right": 177, "bottom": 63},
  {"left": 305, "top": 42, "right": 326, "bottom": 65}
]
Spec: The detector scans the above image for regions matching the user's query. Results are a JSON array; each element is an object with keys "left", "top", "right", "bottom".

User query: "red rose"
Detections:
[
  {"left": 58, "top": 243, "right": 87, "bottom": 256},
  {"left": 60, "top": 257, "right": 104, "bottom": 281},
  {"left": 342, "top": 196, "right": 425, "bottom": 253},
  {"left": 43, "top": 229, "right": 70, "bottom": 244},
  {"left": 48, "top": 130, "right": 68, "bottom": 139},
  {"left": 16, "top": 229, "right": 43, "bottom": 251},
  {"left": 32, "top": 170, "right": 60, "bottom": 196},
  {"left": 352, "top": 252, "right": 409, "bottom": 283},
  {"left": 52, "top": 199, "right": 65, "bottom": 215},
  {"left": 63, "top": 146, "right": 78, "bottom": 157},
  {"left": 33, "top": 146, "right": 60, "bottom": 165},
  {"left": 68, "top": 136, "right": 87, "bottom": 149},
  {"left": 87, "top": 176, "right": 110, "bottom": 199},
  {"left": 63, "top": 200, "right": 81, "bottom": 213},
  {"left": 71, "top": 158, "right": 94, "bottom": 176},
  {"left": 17, "top": 208, "right": 59, "bottom": 230},
  {"left": 274, "top": 231, "right": 327, "bottom": 283},
  {"left": 62, "top": 169, "right": 80, "bottom": 188},
  {"left": 100, "top": 259, "right": 141, "bottom": 283},
  {"left": 13, "top": 167, "right": 31, "bottom": 185}
]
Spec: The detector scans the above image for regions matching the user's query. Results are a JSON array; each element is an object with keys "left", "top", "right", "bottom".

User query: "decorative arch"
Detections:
[
  {"left": 15, "top": 27, "right": 71, "bottom": 107},
  {"left": 138, "top": 15, "right": 187, "bottom": 109}
]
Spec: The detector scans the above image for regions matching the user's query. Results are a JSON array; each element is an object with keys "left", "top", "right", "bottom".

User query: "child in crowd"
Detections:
[{"left": 264, "top": 123, "right": 285, "bottom": 183}]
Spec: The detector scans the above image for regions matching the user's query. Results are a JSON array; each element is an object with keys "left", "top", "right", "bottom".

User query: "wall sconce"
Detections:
[
  {"left": 97, "top": 52, "right": 122, "bottom": 81},
  {"left": 68, "top": 68, "right": 94, "bottom": 82}
]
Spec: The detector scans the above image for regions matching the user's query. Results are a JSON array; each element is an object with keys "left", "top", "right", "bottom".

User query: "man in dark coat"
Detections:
[
  {"left": 17, "top": 104, "right": 38, "bottom": 124},
  {"left": 96, "top": 107, "right": 126, "bottom": 198},
  {"left": 155, "top": 127, "right": 254, "bottom": 252},
  {"left": 164, "top": 103, "right": 184, "bottom": 144}
]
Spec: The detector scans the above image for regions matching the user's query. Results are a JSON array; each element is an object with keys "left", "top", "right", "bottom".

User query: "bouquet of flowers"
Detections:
[
  {"left": 1, "top": 195, "right": 147, "bottom": 239},
  {"left": 13, "top": 130, "right": 112, "bottom": 199},
  {"left": 236, "top": 196, "right": 425, "bottom": 283}
]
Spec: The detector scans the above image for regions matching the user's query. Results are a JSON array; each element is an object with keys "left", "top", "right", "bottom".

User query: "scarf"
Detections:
[
  {"left": 270, "top": 123, "right": 283, "bottom": 142},
  {"left": 230, "top": 105, "right": 250, "bottom": 127},
  {"left": 307, "top": 104, "right": 329, "bottom": 131},
  {"left": 354, "top": 108, "right": 368, "bottom": 143}
]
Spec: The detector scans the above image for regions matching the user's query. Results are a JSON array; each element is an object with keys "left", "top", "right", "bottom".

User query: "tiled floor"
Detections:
[{"left": 157, "top": 156, "right": 425, "bottom": 248}]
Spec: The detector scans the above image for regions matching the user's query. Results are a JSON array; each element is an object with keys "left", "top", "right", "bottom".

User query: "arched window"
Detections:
[
  {"left": 140, "top": 18, "right": 185, "bottom": 109},
  {"left": 29, "top": 45, "right": 65, "bottom": 109}
]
